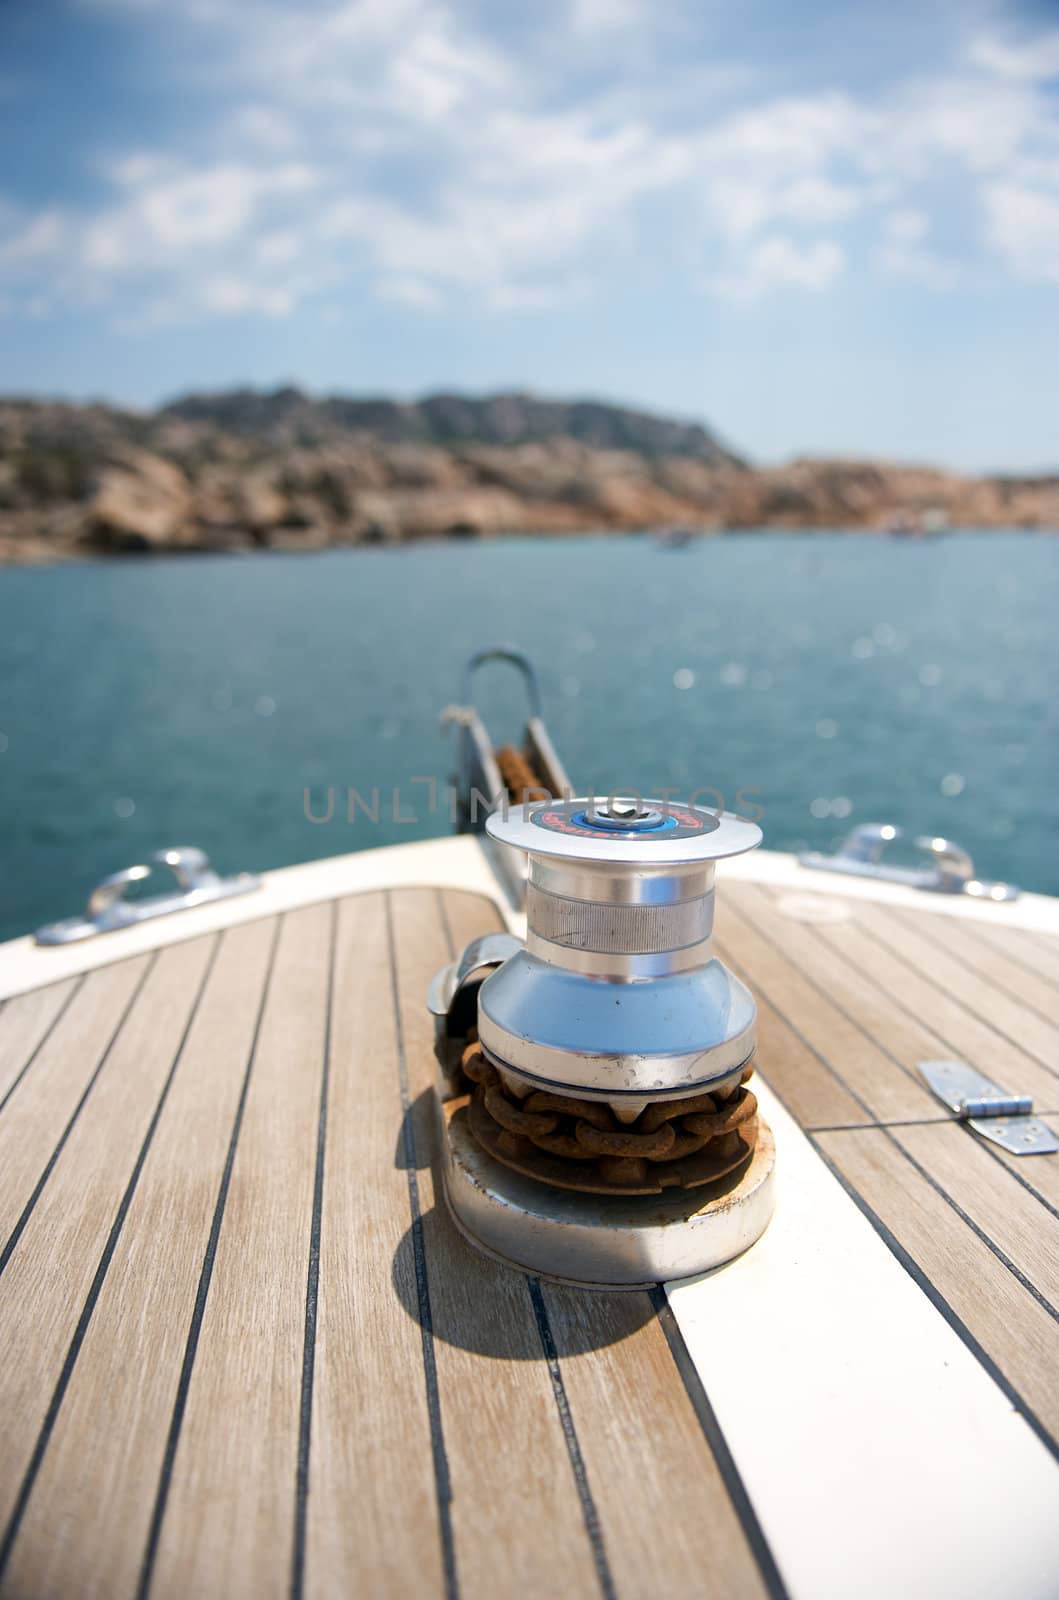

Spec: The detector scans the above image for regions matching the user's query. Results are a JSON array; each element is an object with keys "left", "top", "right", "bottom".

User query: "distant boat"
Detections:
[
  {"left": 653, "top": 524, "right": 695, "bottom": 547},
  {"left": 882, "top": 506, "right": 949, "bottom": 538}
]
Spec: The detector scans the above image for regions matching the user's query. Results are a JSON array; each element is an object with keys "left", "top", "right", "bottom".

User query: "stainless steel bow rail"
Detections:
[
  {"left": 428, "top": 794, "right": 776, "bottom": 1286},
  {"left": 806, "top": 825, "right": 1023, "bottom": 902},
  {"left": 34, "top": 847, "right": 260, "bottom": 945},
  {"left": 441, "top": 646, "right": 573, "bottom": 908},
  {"left": 801, "top": 823, "right": 1019, "bottom": 901},
  {"left": 442, "top": 646, "right": 572, "bottom": 830}
]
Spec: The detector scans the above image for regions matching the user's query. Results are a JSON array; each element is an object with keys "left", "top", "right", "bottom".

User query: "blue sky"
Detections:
[{"left": 1, "top": 0, "right": 1058, "bottom": 470}]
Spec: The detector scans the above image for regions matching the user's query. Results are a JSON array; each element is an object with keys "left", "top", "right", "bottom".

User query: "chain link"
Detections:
[{"left": 461, "top": 1040, "right": 757, "bottom": 1194}]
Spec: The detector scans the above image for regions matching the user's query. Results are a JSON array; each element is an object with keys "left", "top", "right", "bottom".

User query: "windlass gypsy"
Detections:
[{"left": 428, "top": 796, "right": 775, "bottom": 1287}]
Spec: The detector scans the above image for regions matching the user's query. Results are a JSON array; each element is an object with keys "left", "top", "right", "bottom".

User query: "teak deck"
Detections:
[{"left": 0, "top": 879, "right": 1056, "bottom": 1599}]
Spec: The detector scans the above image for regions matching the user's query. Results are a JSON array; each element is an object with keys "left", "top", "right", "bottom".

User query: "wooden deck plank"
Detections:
[
  {"left": 728, "top": 877, "right": 1059, "bottom": 1117},
  {"left": 543, "top": 1287, "right": 771, "bottom": 1600},
  {"left": 961, "top": 921, "right": 1059, "bottom": 989},
  {"left": 390, "top": 887, "right": 605, "bottom": 1600},
  {"left": 889, "top": 1122, "right": 1059, "bottom": 1311},
  {"left": 720, "top": 941, "right": 869, "bottom": 1130},
  {"left": 850, "top": 902, "right": 1059, "bottom": 1093},
  {"left": 436, "top": 884, "right": 506, "bottom": 952},
  {"left": 305, "top": 892, "right": 446, "bottom": 1600},
  {"left": 0, "top": 937, "right": 216, "bottom": 1559},
  {"left": 727, "top": 882, "right": 1059, "bottom": 1122},
  {"left": 892, "top": 911, "right": 1059, "bottom": 1037},
  {"left": 720, "top": 883, "right": 1059, "bottom": 1451},
  {"left": 716, "top": 886, "right": 938, "bottom": 1124},
  {"left": 815, "top": 1126, "right": 1059, "bottom": 1447},
  {"left": 1, "top": 920, "right": 277, "bottom": 1600},
  {"left": 0, "top": 978, "right": 80, "bottom": 1108},
  {"left": 803, "top": 911, "right": 1059, "bottom": 1113},
  {"left": 0, "top": 957, "right": 151, "bottom": 1251},
  {"left": 989, "top": 1116, "right": 1059, "bottom": 1210},
  {"left": 725, "top": 882, "right": 986, "bottom": 1121},
  {"left": 147, "top": 907, "right": 331, "bottom": 1600}
]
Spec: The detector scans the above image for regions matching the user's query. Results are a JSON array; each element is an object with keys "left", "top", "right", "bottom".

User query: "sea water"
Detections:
[{"left": 0, "top": 531, "right": 1055, "bottom": 941}]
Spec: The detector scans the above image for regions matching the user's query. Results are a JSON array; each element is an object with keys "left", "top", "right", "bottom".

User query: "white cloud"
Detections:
[
  {"left": 887, "top": 77, "right": 1040, "bottom": 175},
  {"left": 317, "top": 109, "right": 687, "bottom": 305},
  {"left": 2, "top": 158, "right": 325, "bottom": 323},
  {"left": 969, "top": 32, "right": 1059, "bottom": 83},
  {"left": 702, "top": 170, "right": 864, "bottom": 243},
  {"left": 227, "top": 105, "right": 301, "bottom": 153},
  {"left": 0, "top": 210, "right": 66, "bottom": 264},
  {"left": 200, "top": 276, "right": 293, "bottom": 315},
  {"left": 878, "top": 208, "right": 952, "bottom": 286},
  {"left": 983, "top": 183, "right": 1059, "bottom": 283},
  {"left": 701, "top": 92, "right": 869, "bottom": 173},
  {"left": 376, "top": 274, "right": 441, "bottom": 308},
  {"left": 238, "top": 0, "right": 512, "bottom": 124},
  {"left": 80, "top": 159, "right": 319, "bottom": 274},
  {"left": 782, "top": 177, "right": 864, "bottom": 224},
  {"left": 387, "top": 18, "right": 506, "bottom": 122},
  {"left": 570, "top": 0, "right": 646, "bottom": 32},
  {"left": 705, "top": 236, "right": 845, "bottom": 301},
  {"left": 4, "top": 1, "right": 1059, "bottom": 327},
  {"left": 253, "top": 230, "right": 302, "bottom": 267},
  {"left": 487, "top": 280, "right": 579, "bottom": 310}
]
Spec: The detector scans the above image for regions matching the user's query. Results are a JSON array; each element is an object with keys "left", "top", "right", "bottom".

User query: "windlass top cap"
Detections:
[{"left": 486, "top": 796, "right": 762, "bottom": 865}]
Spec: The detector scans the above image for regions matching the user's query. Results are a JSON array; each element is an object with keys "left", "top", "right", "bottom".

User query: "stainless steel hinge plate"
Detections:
[{"left": 918, "top": 1060, "right": 1058, "bottom": 1156}]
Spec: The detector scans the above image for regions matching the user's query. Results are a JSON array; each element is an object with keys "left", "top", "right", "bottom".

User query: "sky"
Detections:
[{"left": 1, "top": 0, "right": 1058, "bottom": 470}]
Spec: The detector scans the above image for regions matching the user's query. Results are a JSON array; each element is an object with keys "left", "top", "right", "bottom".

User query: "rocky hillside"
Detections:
[
  {"left": 0, "top": 389, "right": 1055, "bottom": 563},
  {"left": 160, "top": 387, "right": 740, "bottom": 460}
]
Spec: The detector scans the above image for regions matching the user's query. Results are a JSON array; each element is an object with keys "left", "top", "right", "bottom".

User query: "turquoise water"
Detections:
[{"left": 0, "top": 532, "right": 1056, "bottom": 942}]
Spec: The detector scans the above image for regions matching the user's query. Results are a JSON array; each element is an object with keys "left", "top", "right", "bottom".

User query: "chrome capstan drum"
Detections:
[{"left": 429, "top": 796, "right": 776, "bottom": 1287}]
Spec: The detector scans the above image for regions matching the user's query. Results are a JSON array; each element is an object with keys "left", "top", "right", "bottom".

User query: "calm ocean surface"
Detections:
[{"left": 1, "top": 532, "right": 1056, "bottom": 942}]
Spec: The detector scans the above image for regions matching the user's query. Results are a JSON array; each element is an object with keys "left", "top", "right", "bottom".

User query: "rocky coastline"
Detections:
[{"left": 1, "top": 388, "right": 1055, "bottom": 565}]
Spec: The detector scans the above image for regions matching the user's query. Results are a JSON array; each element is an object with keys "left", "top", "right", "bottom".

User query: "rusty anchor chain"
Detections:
[{"left": 461, "top": 1041, "right": 758, "bottom": 1196}]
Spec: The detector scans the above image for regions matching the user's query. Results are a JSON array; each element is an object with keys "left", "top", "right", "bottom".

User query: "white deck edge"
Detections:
[
  {"left": 723, "top": 844, "right": 1059, "bottom": 930},
  {"left": 0, "top": 835, "right": 505, "bottom": 1001},
  {"left": 667, "top": 1078, "right": 1059, "bottom": 1600},
  {"left": 2, "top": 837, "right": 1056, "bottom": 1002}
]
